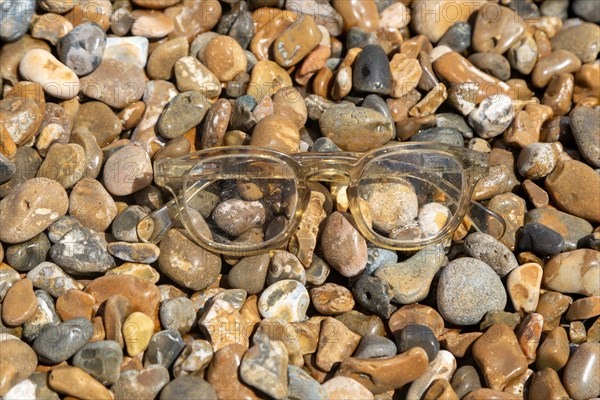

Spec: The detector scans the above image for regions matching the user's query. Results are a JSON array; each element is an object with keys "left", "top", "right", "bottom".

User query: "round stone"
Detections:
[
  {"left": 37, "top": 143, "right": 86, "bottom": 189},
  {"left": 123, "top": 312, "right": 154, "bottom": 357},
  {"left": 361, "top": 181, "right": 418, "bottom": 234},
  {"left": 468, "top": 94, "right": 514, "bottom": 139},
  {"left": 397, "top": 324, "right": 440, "bottom": 362},
  {"left": 353, "top": 334, "right": 397, "bottom": 359},
  {"left": 203, "top": 35, "right": 247, "bottom": 82},
  {"left": 310, "top": 283, "right": 355, "bottom": 315},
  {"left": 69, "top": 177, "right": 117, "bottom": 232},
  {"left": 2, "top": 279, "right": 38, "bottom": 326},
  {"left": 0, "top": 98, "right": 43, "bottom": 146},
  {"left": 159, "top": 297, "right": 197, "bottom": 335},
  {"left": 321, "top": 212, "right": 368, "bottom": 278},
  {"left": 437, "top": 258, "right": 507, "bottom": 326},
  {"left": 212, "top": 199, "right": 266, "bottom": 237},
  {"left": 72, "top": 341, "right": 123, "bottom": 385},
  {"left": 103, "top": 145, "right": 152, "bottom": 196},
  {"left": 73, "top": 101, "right": 122, "bottom": 147},
  {"left": 563, "top": 342, "right": 600, "bottom": 400},
  {"left": 250, "top": 114, "right": 300, "bottom": 153},
  {"left": 463, "top": 232, "right": 519, "bottom": 277},
  {"left": 57, "top": 22, "right": 106, "bottom": 76},
  {"left": 257, "top": 279, "right": 309, "bottom": 323}
]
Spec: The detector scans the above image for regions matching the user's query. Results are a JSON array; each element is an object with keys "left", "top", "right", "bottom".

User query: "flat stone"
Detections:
[
  {"left": 332, "top": 0, "right": 379, "bottom": 33},
  {"left": 519, "top": 222, "right": 565, "bottom": 256},
  {"left": 37, "top": 143, "right": 86, "bottom": 189},
  {"left": 336, "top": 310, "right": 386, "bottom": 337},
  {"left": 336, "top": 347, "right": 429, "bottom": 394},
  {"left": 529, "top": 368, "right": 569, "bottom": 400},
  {"left": 566, "top": 297, "right": 600, "bottom": 321},
  {"left": 543, "top": 249, "right": 600, "bottom": 296},
  {"left": 472, "top": 324, "right": 528, "bottom": 391},
  {"left": 487, "top": 192, "right": 526, "bottom": 251},
  {"left": 437, "top": 257, "right": 507, "bottom": 326},
  {"left": 563, "top": 342, "right": 600, "bottom": 400},
  {"left": 33, "top": 318, "right": 93, "bottom": 363},
  {"left": 57, "top": 22, "right": 105, "bottom": 76},
  {"left": 375, "top": 243, "right": 444, "bottom": 304},
  {"left": 468, "top": 52, "right": 511, "bottom": 81},
  {"left": 240, "top": 335, "right": 288, "bottom": 399},
  {"left": 0, "top": 177, "right": 68, "bottom": 244},
  {"left": 56, "top": 289, "right": 94, "bottom": 321},
  {"left": 72, "top": 341, "right": 123, "bottom": 385},
  {"left": 48, "top": 366, "right": 112, "bottom": 399},
  {"left": 389, "top": 304, "right": 445, "bottom": 339},
  {"left": 2, "top": 279, "right": 38, "bottom": 326},
  {"left": 80, "top": 58, "right": 145, "bottom": 108}
]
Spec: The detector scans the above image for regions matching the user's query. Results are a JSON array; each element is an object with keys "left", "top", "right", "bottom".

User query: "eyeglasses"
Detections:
[{"left": 138, "top": 143, "right": 505, "bottom": 256}]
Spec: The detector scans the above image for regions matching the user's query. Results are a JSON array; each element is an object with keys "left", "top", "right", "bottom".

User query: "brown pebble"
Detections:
[
  {"left": 310, "top": 283, "right": 355, "bottom": 315},
  {"left": 2, "top": 278, "right": 38, "bottom": 326},
  {"left": 532, "top": 50, "right": 582, "bottom": 88},
  {"left": 274, "top": 15, "right": 321, "bottom": 67},
  {"left": 536, "top": 326, "right": 570, "bottom": 371},
  {"left": 146, "top": 37, "right": 188, "bottom": 80},
  {"left": 118, "top": 101, "right": 146, "bottom": 131},
  {"left": 542, "top": 73, "right": 574, "bottom": 116},
  {"left": 321, "top": 212, "right": 367, "bottom": 278},
  {"left": 0, "top": 339, "right": 38, "bottom": 397},
  {"left": 332, "top": 0, "right": 379, "bottom": 33},
  {"left": 207, "top": 344, "right": 260, "bottom": 400},
  {"left": 316, "top": 317, "right": 361, "bottom": 372},
  {"left": 130, "top": 9, "right": 174, "bottom": 38},
  {"left": 522, "top": 179, "right": 549, "bottom": 208},
  {"left": 247, "top": 60, "right": 292, "bottom": 100},
  {"left": 203, "top": 35, "right": 247, "bottom": 82},
  {"left": 529, "top": 368, "right": 569, "bottom": 400},
  {"left": 49, "top": 366, "right": 112, "bottom": 400},
  {"left": 566, "top": 297, "right": 600, "bottom": 321},
  {"left": 536, "top": 291, "right": 572, "bottom": 331},
  {"left": 56, "top": 289, "right": 95, "bottom": 321},
  {"left": 250, "top": 114, "right": 300, "bottom": 153}
]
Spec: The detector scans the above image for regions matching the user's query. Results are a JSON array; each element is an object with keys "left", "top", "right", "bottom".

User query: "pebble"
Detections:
[
  {"left": 472, "top": 324, "right": 528, "bottom": 391},
  {"left": 0, "top": 0, "right": 35, "bottom": 41},
  {"left": 250, "top": 114, "right": 300, "bottom": 153},
  {"left": 104, "top": 36, "right": 148, "bottom": 69},
  {"left": 352, "top": 276, "right": 396, "bottom": 319},
  {"left": 33, "top": 317, "right": 93, "bottom": 363},
  {"left": 411, "top": 0, "right": 479, "bottom": 42},
  {"left": 488, "top": 192, "right": 526, "bottom": 251},
  {"left": 332, "top": 0, "right": 379, "bottom": 33},
  {"left": 5, "top": 233, "right": 50, "bottom": 272},
  {"left": 508, "top": 34, "right": 538, "bottom": 75},
  {"left": 258, "top": 279, "right": 309, "bottom": 323},
  {"left": 37, "top": 143, "right": 86, "bottom": 189},
  {"left": 551, "top": 23, "right": 600, "bottom": 63},
  {"left": 437, "top": 258, "right": 507, "bottom": 325},
  {"left": 530, "top": 368, "right": 570, "bottom": 400},
  {"left": 203, "top": 35, "right": 248, "bottom": 82},
  {"left": 438, "top": 22, "right": 471, "bottom": 53},
  {"left": 0, "top": 177, "right": 68, "bottom": 244},
  {"left": 566, "top": 297, "right": 600, "bottom": 321},
  {"left": 536, "top": 326, "right": 570, "bottom": 371},
  {"left": 158, "top": 92, "right": 210, "bottom": 140},
  {"left": 159, "top": 297, "right": 196, "bottom": 335},
  {"left": 57, "top": 23, "right": 105, "bottom": 77},
  {"left": 310, "top": 283, "right": 354, "bottom": 315},
  {"left": 74, "top": 102, "right": 121, "bottom": 147},
  {"left": 287, "top": 365, "right": 327, "bottom": 400},
  {"left": 517, "top": 142, "right": 561, "bottom": 180},
  {"left": 352, "top": 45, "right": 391, "bottom": 95},
  {"left": 407, "top": 350, "right": 456, "bottom": 400},
  {"left": 26, "top": 261, "right": 82, "bottom": 297},
  {"left": 240, "top": 334, "right": 289, "bottom": 399},
  {"left": 362, "top": 181, "right": 418, "bottom": 235},
  {"left": 228, "top": 253, "right": 270, "bottom": 294},
  {"left": 570, "top": 106, "right": 600, "bottom": 168},
  {"left": 49, "top": 225, "right": 115, "bottom": 274},
  {"left": 525, "top": 208, "right": 593, "bottom": 251},
  {"left": 144, "top": 329, "right": 185, "bottom": 369},
  {"left": 506, "top": 262, "right": 543, "bottom": 315},
  {"left": 160, "top": 376, "right": 217, "bottom": 400},
  {"left": 2, "top": 278, "right": 38, "bottom": 326},
  {"left": 336, "top": 347, "right": 429, "bottom": 394},
  {"left": 316, "top": 317, "right": 361, "bottom": 372},
  {"left": 374, "top": 243, "right": 444, "bottom": 304},
  {"left": 468, "top": 53, "right": 511, "bottom": 81},
  {"left": 172, "top": 338, "right": 213, "bottom": 377},
  {"left": 322, "top": 376, "right": 374, "bottom": 400},
  {"left": 354, "top": 334, "right": 397, "bottom": 359},
  {"left": 319, "top": 106, "right": 394, "bottom": 152},
  {"left": 69, "top": 177, "right": 117, "bottom": 232},
  {"left": 397, "top": 324, "right": 440, "bottom": 362},
  {"left": 102, "top": 145, "right": 152, "bottom": 196},
  {"left": 573, "top": 0, "right": 600, "bottom": 22},
  {"left": 451, "top": 365, "right": 482, "bottom": 399},
  {"left": 0, "top": 265, "right": 20, "bottom": 301},
  {"left": 468, "top": 94, "right": 514, "bottom": 139},
  {"left": 56, "top": 289, "right": 94, "bottom": 321},
  {"left": 532, "top": 50, "right": 582, "bottom": 88},
  {"left": 79, "top": 58, "right": 146, "bottom": 109},
  {"left": 0, "top": 338, "right": 38, "bottom": 396},
  {"left": 321, "top": 212, "right": 368, "bottom": 277},
  {"left": 146, "top": 37, "right": 188, "bottom": 81},
  {"left": 463, "top": 232, "right": 518, "bottom": 277},
  {"left": 111, "top": 364, "right": 170, "bottom": 400},
  {"left": 72, "top": 341, "right": 122, "bottom": 385},
  {"left": 274, "top": 15, "right": 321, "bottom": 67},
  {"left": 207, "top": 344, "right": 260, "bottom": 399},
  {"left": 19, "top": 49, "right": 80, "bottom": 99},
  {"left": 563, "top": 342, "right": 600, "bottom": 400},
  {"left": 158, "top": 229, "right": 221, "bottom": 291},
  {"left": 473, "top": 4, "right": 526, "bottom": 54},
  {"left": 543, "top": 249, "right": 600, "bottom": 296},
  {"left": 519, "top": 222, "right": 565, "bottom": 256},
  {"left": 1, "top": 97, "right": 43, "bottom": 147},
  {"left": 48, "top": 366, "right": 112, "bottom": 400}
]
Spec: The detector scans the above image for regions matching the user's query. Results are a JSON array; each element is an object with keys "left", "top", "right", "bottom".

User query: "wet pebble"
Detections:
[{"left": 5, "top": 233, "right": 50, "bottom": 272}]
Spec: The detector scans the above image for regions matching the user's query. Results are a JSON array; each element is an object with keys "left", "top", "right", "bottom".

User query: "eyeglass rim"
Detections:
[{"left": 157, "top": 143, "right": 489, "bottom": 256}]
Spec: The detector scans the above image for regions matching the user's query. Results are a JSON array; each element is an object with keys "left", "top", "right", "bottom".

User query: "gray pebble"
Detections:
[
  {"left": 468, "top": 53, "right": 511, "bottom": 81},
  {"left": 0, "top": 153, "right": 16, "bottom": 184},
  {"left": 33, "top": 317, "right": 93, "bottom": 363},
  {"left": 305, "top": 254, "right": 331, "bottom": 286},
  {"left": 227, "top": 253, "right": 270, "bottom": 294},
  {"left": 570, "top": 106, "right": 600, "bottom": 168},
  {"left": 47, "top": 215, "right": 84, "bottom": 243},
  {"left": 409, "top": 127, "right": 464, "bottom": 147},
  {"left": 0, "top": 147, "right": 42, "bottom": 198},
  {"left": 157, "top": 91, "right": 211, "bottom": 139},
  {"left": 23, "top": 290, "right": 60, "bottom": 342},
  {"left": 397, "top": 324, "right": 439, "bottom": 362},
  {"left": 352, "top": 276, "right": 397, "bottom": 319},
  {"left": 0, "top": 0, "right": 35, "bottom": 41},
  {"left": 111, "top": 365, "right": 170, "bottom": 400},
  {"left": 312, "top": 137, "right": 342, "bottom": 152},
  {"left": 346, "top": 26, "right": 378, "bottom": 49},
  {"left": 437, "top": 257, "right": 507, "bottom": 326},
  {"left": 353, "top": 45, "right": 392, "bottom": 95},
  {"left": 364, "top": 246, "right": 398, "bottom": 276},
  {"left": 5, "top": 233, "right": 50, "bottom": 272},
  {"left": 107, "top": 242, "right": 160, "bottom": 264},
  {"left": 26, "top": 262, "right": 82, "bottom": 298},
  {"left": 160, "top": 297, "right": 197, "bottom": 335},
  {"left": 144, "top": 329, "right": 186, "bottom": 369},
  {"left": 362, "top": 94, "right": 396, "bottom": 137},
  {"left": 436, "top": 113, "right": 473, "bottom": 139},
  {"left": 111, "top": 205, "right": 149, "bottom": 242},
  {"left": 354, "top": 334, "right": 397, "bottom": 359},
  {"left": 49, "top": 226, "right": 115, "bottom": 275},
  {"left": 451, "top": 365, "right": 482, "bottom": 398},
  {"left": 463, "top": 232, "right": 519, "bottom": 277},
  {"left": 266, "top": 250, "right": 306, "bottom": 285},
  {"left": 72, "top": 340, "right": 123, "bottom": 385},
  {"left": 438, "top": 22, "right": 471, "bottom": 53},
  {"left": 572, "top": 0, "right": 600, "bottom": 23},
  {"left": 57, "top": 22, "right": 106, "bottom": 76},
  {"left": 287, "top": 365, "right": 328, "bottom": 400},
  {"left": 468, "top": 94, "right": 514, "bottom": 139}
]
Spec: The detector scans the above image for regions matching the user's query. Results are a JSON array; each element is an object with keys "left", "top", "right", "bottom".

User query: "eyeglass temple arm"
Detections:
[{"left": 468, "top": 200, "right": 507, "bottom": 239}]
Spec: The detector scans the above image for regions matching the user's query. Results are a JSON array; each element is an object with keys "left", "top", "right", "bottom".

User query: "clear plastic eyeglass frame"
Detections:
[{"left": 139, "top": 143, "right": 506, "bottom": 256}]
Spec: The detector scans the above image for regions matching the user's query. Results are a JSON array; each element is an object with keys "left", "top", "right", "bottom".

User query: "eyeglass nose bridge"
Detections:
[{"left": 294, "top": 153, "right": 361, "bottom": 184}]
